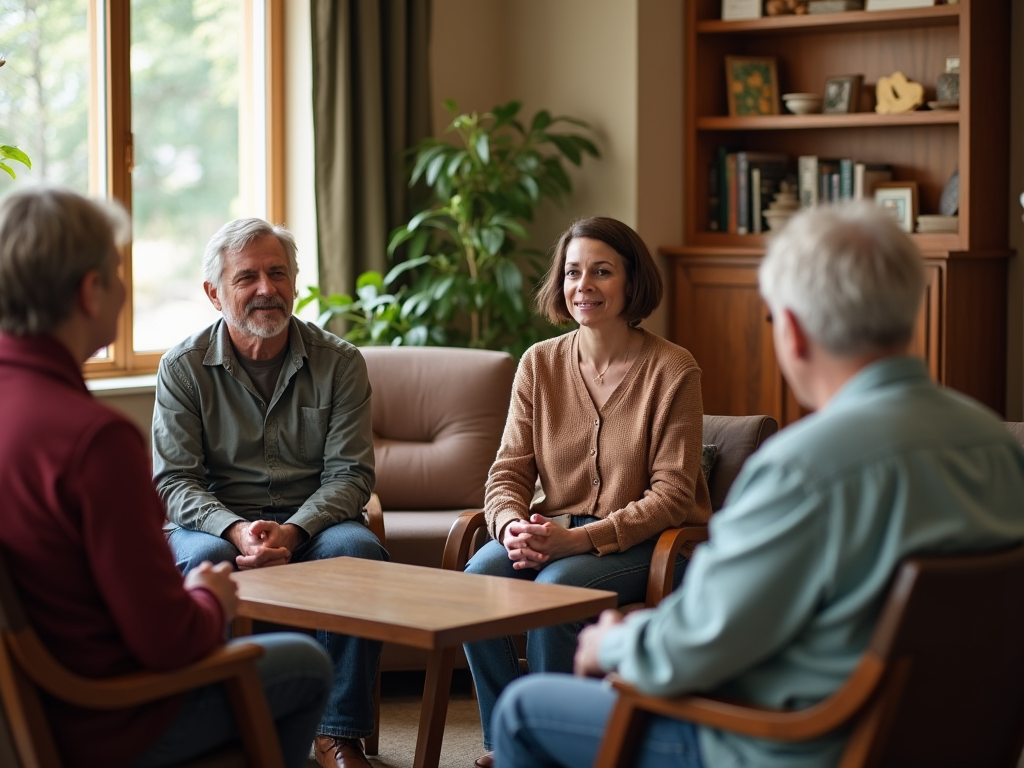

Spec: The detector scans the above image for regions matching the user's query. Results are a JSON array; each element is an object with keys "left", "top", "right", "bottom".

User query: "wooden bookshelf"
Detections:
[{"left": 664, "top": 0, "right": 1011, "bottom": 426}]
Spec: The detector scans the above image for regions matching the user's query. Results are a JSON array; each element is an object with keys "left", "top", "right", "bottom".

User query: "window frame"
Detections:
[{"left": 84, "top": 0, "right": 285, "bottom": 378}]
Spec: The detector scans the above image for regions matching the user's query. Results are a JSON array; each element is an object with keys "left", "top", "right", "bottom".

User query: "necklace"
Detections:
[{"left": 592, "top": 332, "right": 635, "bottom": 386}]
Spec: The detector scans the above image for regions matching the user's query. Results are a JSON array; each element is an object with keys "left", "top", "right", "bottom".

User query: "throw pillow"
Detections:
[{"left": 701, "top": 444, "right": 719, "bottom": 481}]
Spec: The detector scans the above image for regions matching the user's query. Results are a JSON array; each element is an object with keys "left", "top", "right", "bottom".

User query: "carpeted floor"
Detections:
[{"left": 306, "top": 670, "right": 484, "bottom": 768}]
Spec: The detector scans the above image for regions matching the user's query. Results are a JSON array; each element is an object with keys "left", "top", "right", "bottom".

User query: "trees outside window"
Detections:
[{"left": 0, "top": 0, "right": 282, "bottom": 374}]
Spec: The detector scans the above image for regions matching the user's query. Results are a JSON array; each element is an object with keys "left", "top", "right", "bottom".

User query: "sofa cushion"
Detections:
[
  {"left": 702, "top": 414, "right": 779, "bottom": 511},
  {"left": 361, "top": 347, "right": 515, "bottom": 510}
]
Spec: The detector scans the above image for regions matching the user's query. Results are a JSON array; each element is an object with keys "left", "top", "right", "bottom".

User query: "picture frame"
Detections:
[
  {"left": 822, "top": 74, "right": 863, "bottom": 114},
  {"left": 874, "top": 181, "right": 919, "bottom": 233},
  {"left": 725, "top": 56, "right": 780, "bottom": 117}
]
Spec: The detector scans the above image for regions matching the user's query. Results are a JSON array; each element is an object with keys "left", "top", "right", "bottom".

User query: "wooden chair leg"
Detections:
[
  {"left": 224, "top": 665, "right": 286, "bottom": 768},
  {"left": 364, "top": 666, "right": 381, "bottom": 755},
  {"left": 593, "top": 694, "right": 648, "bottom": 768}
]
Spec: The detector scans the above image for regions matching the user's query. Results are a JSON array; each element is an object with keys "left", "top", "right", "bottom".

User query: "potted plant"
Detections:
[
  {"left": 300, "top": 99, "right": 600, "bottom": 358},
  {"left": 0, "top": 55, "right": 32, "bottom": 179}
]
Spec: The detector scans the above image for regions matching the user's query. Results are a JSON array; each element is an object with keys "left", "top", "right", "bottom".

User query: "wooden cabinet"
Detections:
[{"left": 665, "top": 1, "right": 1011, "bottom": 426}]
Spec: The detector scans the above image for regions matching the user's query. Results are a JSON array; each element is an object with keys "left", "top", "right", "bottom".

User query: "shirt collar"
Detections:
[
  {"left": 0, "top": 333, "right": 88, "bottom": 394},
  {"left": 826, "top": 355, "right": 930, "bottom": 412},
  {"left": 202, "top": 316, "right": 308, "bottom": 373}
]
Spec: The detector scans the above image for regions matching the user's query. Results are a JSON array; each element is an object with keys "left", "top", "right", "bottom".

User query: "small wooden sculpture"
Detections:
[{"left": 875, "top": 71, "right": 925, "bottom": 114}]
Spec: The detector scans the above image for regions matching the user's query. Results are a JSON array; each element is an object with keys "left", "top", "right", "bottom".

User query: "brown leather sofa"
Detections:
[{"left": 360, "top": 346, "right": 516, "bottom": 671}]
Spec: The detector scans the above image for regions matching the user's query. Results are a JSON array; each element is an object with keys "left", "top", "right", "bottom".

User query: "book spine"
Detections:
[
  {"left": 718, "top": 148, "right": 731, "bottom": 233},
  {"left": 854, "top": 162, "right": 866, "bottom": 199},
  {"left": 726, "top": 153, "right": 738, "bottom": 234},
  {"left": 831, "top": 172, "right": 840, "bottom": 203},
  {"left": 751, "top": 166, "right": 763, "bottom": 234},
  {"left": 737, "top": 152, "right": 750, "bottom": 235},
  {"left": 839, "top": 159, "right": 854, "bottom": 200},
  {"left": 708, "top": 160, "right": 720, "bottom": 231},
  {"left": 798, "top": 156, "right": 818, "bottom": 208}
]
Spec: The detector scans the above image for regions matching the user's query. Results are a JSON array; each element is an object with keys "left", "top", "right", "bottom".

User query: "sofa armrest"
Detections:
[{"left": 645, "top": 525, "right": 709, "bottom": 607}]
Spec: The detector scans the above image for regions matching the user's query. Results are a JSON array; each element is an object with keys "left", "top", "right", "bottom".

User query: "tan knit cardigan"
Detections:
[{"left": 485, "top": 329, "right": 712, "bottom": 556}]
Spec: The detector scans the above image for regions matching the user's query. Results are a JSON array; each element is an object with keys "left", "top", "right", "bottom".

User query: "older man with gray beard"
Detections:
[{"left": 152, "top": 218, "right": 385, "bottom": 768}]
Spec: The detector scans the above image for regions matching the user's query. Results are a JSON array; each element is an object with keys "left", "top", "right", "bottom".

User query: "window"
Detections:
[{"left": 0, "top": 0, "right": 284, "bottom": 375}]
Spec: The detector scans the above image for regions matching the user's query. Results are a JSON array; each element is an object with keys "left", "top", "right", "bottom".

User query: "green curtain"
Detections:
[{"left": 310, "top": 0, "right": 433, "bottom": 298}]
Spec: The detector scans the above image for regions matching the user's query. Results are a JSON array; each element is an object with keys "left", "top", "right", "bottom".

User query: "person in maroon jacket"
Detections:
[{"left": 0, "top": 185, "right": 333, "bottom": 768}]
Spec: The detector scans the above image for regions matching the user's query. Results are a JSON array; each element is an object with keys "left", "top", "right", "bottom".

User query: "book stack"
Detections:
[
  {"left": 798, "top": 155, "right": 894, "bottom": 208},
  {"left": 710, "top": 148, "right": 794, "bottom": 234}
]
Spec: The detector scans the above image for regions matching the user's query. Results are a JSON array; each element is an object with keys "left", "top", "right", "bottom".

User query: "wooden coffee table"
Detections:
[{"left": 231, "top": 557, "right": 616, "bottom": 768}]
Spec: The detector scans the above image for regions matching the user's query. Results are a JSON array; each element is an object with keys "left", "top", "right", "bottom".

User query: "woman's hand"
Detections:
[{"left": 502, "top": 514, "right": 595, "bottom": 570}]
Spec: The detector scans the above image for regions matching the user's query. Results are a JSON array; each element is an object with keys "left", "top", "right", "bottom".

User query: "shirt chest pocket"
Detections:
[{"left": 299, "top": 406, "right": 331, "bottom": 462}]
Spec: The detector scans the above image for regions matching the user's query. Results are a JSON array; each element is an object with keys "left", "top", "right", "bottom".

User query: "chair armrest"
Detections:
[
  {"left": 8, "top": 633, "right": 267, "bottom": 709},
  {"left": 645, "top": 526, "right": 709, "bottom": 607},
  {"left": 602, "top": 655, "right": 886, "bottom": 743},
  {"left": 364, "top": 492, "right": 386, "bottom": 548},
  {"left": 442, "top": 510, "right": 487, "bottom": 571}
]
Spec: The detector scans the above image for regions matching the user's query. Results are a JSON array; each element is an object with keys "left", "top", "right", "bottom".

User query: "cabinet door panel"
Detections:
[{"left": 672, "top": 261, "right": 781, "bottom": 420}]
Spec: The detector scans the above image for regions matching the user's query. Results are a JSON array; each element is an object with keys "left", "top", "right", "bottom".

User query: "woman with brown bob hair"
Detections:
[{"left": 463, "top": 216, "right": 712, "bottom": 767}]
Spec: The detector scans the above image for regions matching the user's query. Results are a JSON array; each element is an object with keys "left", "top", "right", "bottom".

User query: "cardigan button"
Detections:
[
  {"left": 592, "top": 478, "right": 599, "bottom": 485},
  {"left": 590, "top": 449, "right": 596, "bottom": 456}
]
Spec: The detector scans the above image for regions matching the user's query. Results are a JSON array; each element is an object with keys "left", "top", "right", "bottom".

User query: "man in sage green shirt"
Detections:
[
  {"left": 152, "top": 218, "right": 384, "bottom": 768},
  {"left": 490, "top": 203, "right": 1024, "bottom": 768}
]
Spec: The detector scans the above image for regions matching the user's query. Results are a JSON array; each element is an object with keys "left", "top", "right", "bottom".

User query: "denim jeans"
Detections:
[
  {"left": 168, "top": 517, "right": 387, "bottom": 738},
  {"left": 129, "top": 633, "right": 332, "bottom": 768},
  {"left": 462, "top": 516, "right": 686, "bottom": 749},
  {"left": 492, "top": 673, "right": 705, "bottom": 768}
]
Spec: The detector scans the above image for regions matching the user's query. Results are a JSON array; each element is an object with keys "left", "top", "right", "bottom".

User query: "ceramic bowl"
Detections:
[{"left": 782, "top": 93, "right": 823, "bottom": 115}]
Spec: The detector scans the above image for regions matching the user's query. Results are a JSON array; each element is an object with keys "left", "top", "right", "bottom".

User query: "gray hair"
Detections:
[
  {"left": 0, "top": 186, "right": 131, "bottom": 336},
  {"left": 759, "top": 201, "right": 925, "bottom": 356},
  {"left": 203, "top": 217, "right": 298, "bottom": 288}
]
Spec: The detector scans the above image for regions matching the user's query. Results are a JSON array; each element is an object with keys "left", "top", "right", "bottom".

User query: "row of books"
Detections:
[
  {"left": 709, "top": 148, "right": 894, "bottom": 234},
  {"left": 797, "top": 156, "right": 894, "bottom": 210}
]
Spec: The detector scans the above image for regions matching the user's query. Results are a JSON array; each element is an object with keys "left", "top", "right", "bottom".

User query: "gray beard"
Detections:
[{"left": 223, "top": 299, "right": 292, "bottom": 339}]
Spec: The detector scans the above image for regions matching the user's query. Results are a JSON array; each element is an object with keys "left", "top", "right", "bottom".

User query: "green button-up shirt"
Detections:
[
  {"left": 152, "top": 317, "right": 375, "bottom": 538},
  {"left": 599, "top": 357, "right": 1024, "bottom": 768}
]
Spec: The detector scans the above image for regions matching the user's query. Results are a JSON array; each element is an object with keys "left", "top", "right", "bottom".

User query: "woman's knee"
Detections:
[{"left": 465, "top": 541, "right": 516, "bottom": 578}]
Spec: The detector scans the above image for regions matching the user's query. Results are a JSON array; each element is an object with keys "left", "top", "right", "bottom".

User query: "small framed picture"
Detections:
[
  {"left": 874, "top": 181, "right": 919, "bottom": 233},
  {"left": 725, "top": 56, "right": 780, "bottom": 117},
  {"left": 823, "top": 74, "right": 863, "bottom": 114}
]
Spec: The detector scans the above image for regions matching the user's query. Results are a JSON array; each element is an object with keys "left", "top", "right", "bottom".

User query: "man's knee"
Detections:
[
  {"left": 302, "top": 520, "right": 388, "bottom": 562},
  {"left": 168, "top": 528, "right": 239, "bottom": 573}
]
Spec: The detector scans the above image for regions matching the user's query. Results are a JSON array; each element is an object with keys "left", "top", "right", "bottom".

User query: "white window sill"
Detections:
[{"left": 87, "top": 374, "right": 158, "bottom": 397}]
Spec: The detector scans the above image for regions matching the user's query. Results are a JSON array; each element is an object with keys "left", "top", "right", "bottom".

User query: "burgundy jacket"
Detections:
[{"left": 0, "top": 334, "right": 225, "bottom": 767}]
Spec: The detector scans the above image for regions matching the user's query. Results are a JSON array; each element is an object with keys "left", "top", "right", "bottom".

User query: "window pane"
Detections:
[
  {"left": 0, "top": 0, "right": 92, "bottom": 193},
  {"left": 130, "top": 0, "right": 243, "bottom": 353}
]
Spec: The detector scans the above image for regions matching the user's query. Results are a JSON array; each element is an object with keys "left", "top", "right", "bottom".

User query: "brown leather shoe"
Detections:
[
  {"left": 474, "top": 752, "right": 494, "bottom": 768},
  {"left": 314, "top": 735, "right": 372, "bottom": 768}
]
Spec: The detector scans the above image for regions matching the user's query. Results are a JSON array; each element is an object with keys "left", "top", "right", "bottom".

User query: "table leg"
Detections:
[{"left": 413, "top": 646, "right": 457, "bottom": 768}]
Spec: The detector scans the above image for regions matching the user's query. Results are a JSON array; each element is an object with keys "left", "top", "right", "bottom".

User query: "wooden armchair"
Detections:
[
  {"left": 0, "top": 550, "right": 283, "bottom": 768},
  {"left": 442, "top": 414, "right": 779, "bottom": 609},
  {"left": 595, "top": 542, "right": 1024, "bottom": 768}
]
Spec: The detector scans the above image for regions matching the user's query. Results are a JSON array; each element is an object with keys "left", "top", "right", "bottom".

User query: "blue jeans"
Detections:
[
  {"left": 462, "top": 516, "right": 686, "bottom": 749},
  {"left": 129, "top": 633, "right": 332, "bottom": 768},
  {"left": 492, "top": 674, "right": 704, "bottom": 768},
  {"left": 168, "top": 517, "right": 387, "bottom": 738}
]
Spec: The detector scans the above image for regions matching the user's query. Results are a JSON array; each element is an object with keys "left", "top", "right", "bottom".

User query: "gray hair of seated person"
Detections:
[
  {"left": 759, "top": 201, "right": 925, "bottom": 357},
  {"left": 203, "top": 217, "right": 299, "bottom": 289},
  {"left": 0, "top": 186, "right": 130, "bottom": 337}
]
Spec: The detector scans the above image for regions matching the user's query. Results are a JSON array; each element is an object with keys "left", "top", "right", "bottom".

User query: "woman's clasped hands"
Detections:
[{"left": 501, "top": 513, "right": 594, "bottom": 570}]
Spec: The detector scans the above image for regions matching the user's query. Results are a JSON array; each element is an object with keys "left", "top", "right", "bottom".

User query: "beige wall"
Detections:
[{"left": 430, "top": 0, "right": 681, "bottom": 336}]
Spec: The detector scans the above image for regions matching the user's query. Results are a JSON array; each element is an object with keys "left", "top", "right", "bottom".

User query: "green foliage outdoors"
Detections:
[
  {"left": 299, "top": 100, "right": 600, "bottom": 359},
  {"left": 0, "top": 56, "right": 31, "bottom": 179}
]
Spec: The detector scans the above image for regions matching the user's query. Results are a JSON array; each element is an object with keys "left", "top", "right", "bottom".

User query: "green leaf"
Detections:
[
  {"left": 356, "top": 271, "right": 385, "bottom": 291},
  {"left": 0, "top": 162, "right": 15, "bottom": 180},
  {"left": 492, "top": 100, "right": 521, "bottom": 125},
  {"left": 546, "top": 134, "right": 582, "bottom": 165},
  {"left": 387, "top": 226, "right": 414, "bottom": 255},
  {"left": 0, "top": 145, "right": 31, "bottom": 168},
  {"left": 409, "top": 143, "right": 446, "bottom": 185},
  {"left": 384, "top": 255, "right": 432, "bottom": 285},
  {"left": 519, "top": 175, "right": 540, "bottom": 203},
  {"left": 474, "top": 132, "right": 490, "bottom": 165},
  {"left": 570, "top": 135, "right": 601, "bottom": 158},
  {"left": 443, "top": 99, "right": 458, "bottom": 114},
  {"left": 425, "top": 152, "right": 449, "bottom": 186},
  {"left": 480, "top": 226, "right": 505, "bottom": 256},
  {"left": 530, "top": 110, "right": 552, "bottom": 132},
  {"left": 445, "top": 151, "right": 466, "bottom": 178}
]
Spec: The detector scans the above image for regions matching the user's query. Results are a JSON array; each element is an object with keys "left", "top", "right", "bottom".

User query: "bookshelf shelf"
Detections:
[
  {"left": 664, "top": 0, "right": 1011, "bottom": 425},
  {"left": 696, "top": 111, "right": 959, "bottom": 130}
]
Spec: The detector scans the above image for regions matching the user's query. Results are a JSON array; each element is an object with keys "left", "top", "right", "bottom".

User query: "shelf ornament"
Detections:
[{"left": 875, "top": 71, "right": 925, "bottom": 114}]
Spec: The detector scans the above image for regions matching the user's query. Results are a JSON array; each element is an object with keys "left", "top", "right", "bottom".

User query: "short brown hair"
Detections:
[{"left": 535, "top": 216, "right": 663, "bottom": 326}]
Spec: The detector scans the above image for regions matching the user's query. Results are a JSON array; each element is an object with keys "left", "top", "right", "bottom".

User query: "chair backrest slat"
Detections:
[{"left": 861, "top": 543, "right": 1024, "bottom": 768}]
